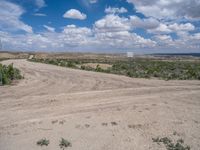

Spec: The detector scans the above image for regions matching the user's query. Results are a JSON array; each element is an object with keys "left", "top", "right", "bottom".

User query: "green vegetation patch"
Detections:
[
  {"left": 29, "top": 58, "right": 200, "bottom": 80},
  {"left": 152, "top": 137, "right": 190, "bottom": 150},
  {"left": 59, "top": 138, "right": 71, "bottom": 149},
  {"left": 0, "top": 58, "right": 9, "bottom": 62},
  {"left": 111, "top": 60, "right": 200, "bottom": 80},
  {"left": 36, "top": 138, "right": 49, "bottom": 146},
  {"left": 0, "top": 63, "right": 23, "bottom": 85}
]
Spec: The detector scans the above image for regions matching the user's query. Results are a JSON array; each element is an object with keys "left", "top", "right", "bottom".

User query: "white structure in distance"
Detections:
[{"left": 127, "top": 52, "right": 134, "bottom": 58}]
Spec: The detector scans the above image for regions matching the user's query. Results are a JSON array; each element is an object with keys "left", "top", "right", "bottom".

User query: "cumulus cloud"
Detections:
[
  {"left": 153, "top": 34, "right": 174, "bottom": 47},
  {"left": 61, "top": 25, "right": 93, "bottom": 46},
  {"left": 148, "top": 23, "right": 172, "bottom": 34},
  {"left": 94, "top": 14, "right": 195, "bottom": 37},
  {"left": 35, "top": 0, "right": 46, "bottom": 8},
  {"left": 94, "top": 31, "right": 156, "bottom": 49},
  {"left": 63, "top": 9, "right": 87, "bottom": 20},
  {"left": 0, "top": 0, "right": 199, "bottom": 53},
  {"left": 105, "top": 7, "right": 127, "bottom": 14},
  {"left": 63, "top": 25, "right": 92, "bottom": 35},
  {"left": 130, "top": 16, "right": 159, "bottom": 29},
  {"left": 152, "top": 29, "right": 200, "bottom": 50},
  {"left": 1, "top": 21, "right": 199, "bottom": 52},
  {"left": 127, "top": 0, "right": 200, "bottom": 20},
  {"left": 0, "top": 16, "right": 156, "bottom": 52},
  {"left": 168, "top": 23, "right": 195, "bottom": 32},
  {"left": 0, "top": 0, "right": 33, "bottom": 33},
  {"left": 148, "top": 22, "right": 195, "bottom": 34},
  {"left": 94, "top": 14, "right": 131, "bottom": 32},
  {"left": 93, "top": 14, "right": 156, "bottom": 49},
  {"left": 43, "top": 25, "right": 55, "bottom": 32},
  {"left": 154, "top": 35, "right": 173, "bottom": 41},
  {"left": 0, "top": 25, "right": 93, "bottom": 51}
]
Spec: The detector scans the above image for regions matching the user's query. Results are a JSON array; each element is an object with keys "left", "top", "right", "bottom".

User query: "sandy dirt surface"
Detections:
[{"left": 0, "top": 59, "right": 200, "bottom": 150}]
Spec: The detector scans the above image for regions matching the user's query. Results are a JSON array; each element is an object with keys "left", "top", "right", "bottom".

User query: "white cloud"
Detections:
[
  {"left": 192, "top": 33, "right": 200, "bottom": 40},
  {"left": 89, "top": 0, "right": 98, "bottom": 4},
  {"left": 33, "top": 13, "right": 47, "bottom": 16},
  {"left": 153, "top": 34, "right": 174, "bottom": 47},
  {"left": 61, "top": 25, "right": 93, "bottom": 46},
  {"left": 94, "top": 14, "right": 194, "bottom": 38},
  {"left": 63, "top": 9, "right": 87, "bottom": 20},
  {"left": 148, "top": 23, "right": 172, "bottom": 34},
  {"left": 154, "top": 35, "right": 173, "bottom": 41},
  {"left": 0, "top": 0, "right": 33, "bottom": 33},
  {"left": 94, "top": 14, "right": 131, "bottom": 32},
  {"left": 63, "top": 25, "right": 92, "bottom": 35},
  {"left": 148, "top": 22, "right": 195, "bottom": 34},
  {"left": 168, "top": 23, "right": 195, "bottom": 32},
  {"left": 0, "top": 1, "right": 199, "bottom": 53},
  {"left": 127, "top": 0, "right": 200, "bottom": 20},
  {"left": 35, "top": 0, "right": 46, "bottom": 8},
  {"left": 152, "top": 30, "right": 200, "bottom": 50},
  {"left": 105, "top": 7, "right": 127, "bottom": 14},
  {"left": 130, "top": 16, "right": 159, "bottom": 29},
  {"left": 1, "top": 21, "right": 199, "bottom": 52},
  {"left": 78, "top": 0, "right": 98, "bottom": 8},
  {"left": 93, "top": 14, "right": 156, "bottom": 49},
  {"left": 0, "top": 25, "right": 93, "bottom": 50},
  {"left": 0, "top": 18, "right": 156, "bottom": 52},
  {"left": 94, "top": 31, "right": 156, "bottom": 49},
  {"left": 43, "top": 25, "right": 55, "bottom": 32}
]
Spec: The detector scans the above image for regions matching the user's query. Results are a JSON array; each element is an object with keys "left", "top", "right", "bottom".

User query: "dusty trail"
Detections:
[{"left": 0, "top": 59, "right": 200, "bottom": 150}]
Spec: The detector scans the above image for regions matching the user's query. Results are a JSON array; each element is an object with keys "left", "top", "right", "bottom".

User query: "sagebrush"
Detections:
[{"left": 0, "top": 63, "right": 22, "bottom": 85}]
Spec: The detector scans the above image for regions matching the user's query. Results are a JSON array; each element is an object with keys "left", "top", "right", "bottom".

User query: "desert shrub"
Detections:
[
  {"left": 80, "top": 65, "right": 94, "bottom": 71},
  {"left": 111, "top": 60, "right": 200, "bottom": 80},
  {"left": 0, "top": 58, "right": 9, "bottom": 62},
  {"left": 67, "top": 61, "right": 76, "bottom": 68},
  {"left": 152, "top": 137, "right": 190, "bottom": 150},
  {"left": 36, "top": 138, "right": 49, "bottom": 146},
  {"left": 95, "top": 64, "right": 103, "bottom": 72},
  {"left": 81, "top": 65, "right": 86, "bottom": 70},
  {"left": 29, "top": 58, "right": 200, "bottom": 80},
  {"left": 0, "top": 63, "right": 22, "bottom": 85},
  {"left": 59, "top": 138, "right": 71, "bottom": 149},
  {"left": 127, "top": 71, "right": 133, "bottom": 77}
]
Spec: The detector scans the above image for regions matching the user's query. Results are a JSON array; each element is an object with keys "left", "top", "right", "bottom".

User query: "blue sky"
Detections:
[{"left": 0, "top": 0, "right": 200, "bottom": 53}]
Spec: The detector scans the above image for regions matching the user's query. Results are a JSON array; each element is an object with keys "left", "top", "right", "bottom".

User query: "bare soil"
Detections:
[{"left": 0, "top": 59, "right": 200, "bottom": 150}]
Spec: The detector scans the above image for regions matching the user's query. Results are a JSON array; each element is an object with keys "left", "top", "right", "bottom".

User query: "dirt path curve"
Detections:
[{"left": 0, "top": 59, "right": 200, "bottom": 150}]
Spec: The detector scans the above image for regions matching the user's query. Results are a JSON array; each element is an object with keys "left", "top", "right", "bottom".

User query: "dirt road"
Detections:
[{"left": 0, "top": 59, "right": 200, "bottom": 150}]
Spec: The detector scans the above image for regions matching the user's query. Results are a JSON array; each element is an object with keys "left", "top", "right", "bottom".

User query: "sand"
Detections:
[{"left": 0, "top": 59, "right": 200, "bottom": 150}]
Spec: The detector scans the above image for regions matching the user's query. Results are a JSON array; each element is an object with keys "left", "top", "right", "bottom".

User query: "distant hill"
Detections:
[{"left": 152, "top": 53, "right": 200, "bottom": 57}]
